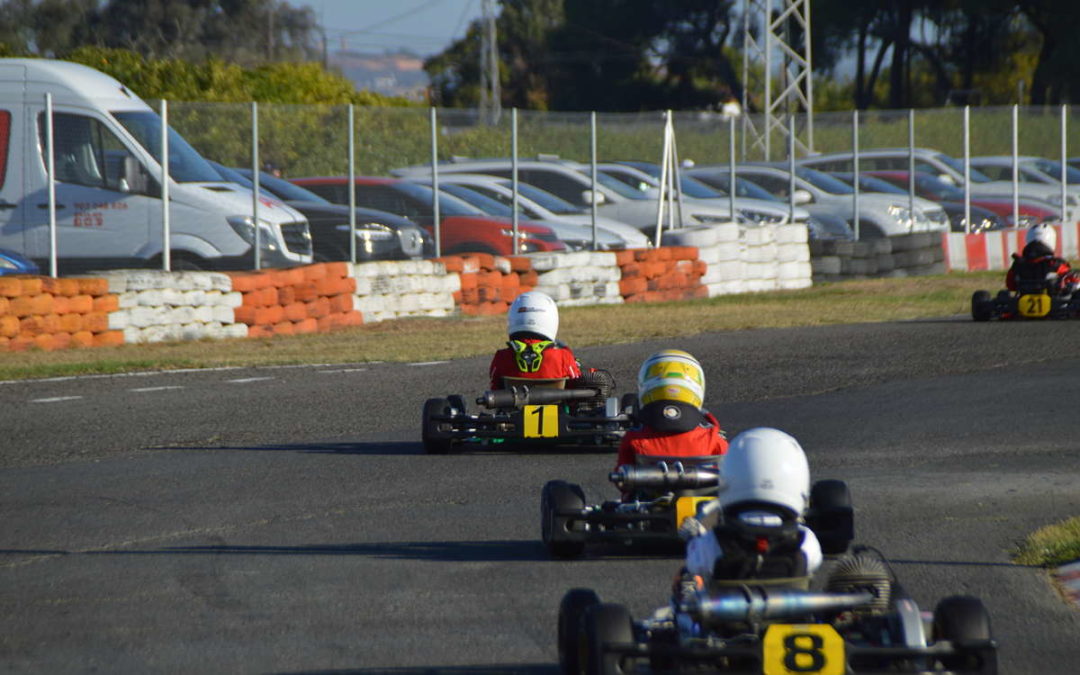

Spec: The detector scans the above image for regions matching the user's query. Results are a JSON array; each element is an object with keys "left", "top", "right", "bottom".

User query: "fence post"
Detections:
[
  {"left": 251, "top": 101, "right": 261, "bottom": 270},
  {"left": 908, "top": 109, "right": 915, "bottom": 229},
  {"left": 852, "top": 109, "right": 859, "bottom": 241},
  {"left": 429, "top": 107, "right": 441, "bottom": 258},
  {"left": 1012, "top": 104, "right": 1019, "bottom": 229},
  {"left": 1062, "top": 104, "right": 1069, "bottom": 224},
  {"left": 161, "top": 99, "right": 171, "bottom": 272},
  {"left": 348, "top": 103, "right": 356, "bottom": 263},
  {"left": 963, "top": 106, "right": 971, "bottom": 234},
  {"left": 45, "top": 93, "right": 57, "bottom": 278},
  {"left": 511, "top": 108, "right": 519, "bottom": 254},
  {"left": 590, "top": 110, "right": 598, "bottom": 250}
]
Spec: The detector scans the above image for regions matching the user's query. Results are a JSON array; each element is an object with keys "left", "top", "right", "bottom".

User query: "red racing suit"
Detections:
[
  {"left": 489, "top": 338, "right": 581, "bottom": 390},
  {"left": 616, "top": 409, "right": 728, "bottom": 469},
  {"left": 1006, "top": 242, "right": 1078, "bottom": 293}
]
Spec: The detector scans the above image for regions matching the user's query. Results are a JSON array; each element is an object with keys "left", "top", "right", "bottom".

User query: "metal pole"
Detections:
[
  {"left": 805, "top": 5, "right": 814, "bottom": 154},
  {"left": 45, "top": 93, "right": 57, "bottom": 278},
  {"left": 728, "top": 115, "right": 736, "bottom": 223},
  {"left": 654, "top": 112, "right": 671, "bottom": 247},
  {"left": 429, "top": 107, "right": 441, "bottom": 257},
  {"left": 787, "top": 114, "right": 795, "bottom": 224},
  {"left": 511, "top": 108, "right": 519, "bottom": 253},
  {"left": 348, "top": 104, "right": 356, "bottom": 263},
  {"left": 963, "top": 106, "right": 971, "bottom": 234},
  {"left": 852, "top": 109, "right": 859, "bottom": 241},
  {"left": 251, "top": 101, "right": 261, "bottom": 270},
  {"left": 1011, "top": 104, "right": 1019, "bottom": 230},
  {"left": 160, "top": 99, "right": 171, "bottom": 271},
  {"left": 1062, "top": 104, "right": 1068, "bottom": 225},
  {"left": 907, "top": 109, "right": 915, "bottom": 227},
  {"left": 590, "top": 111, "right": 598, "bottom": 250}
]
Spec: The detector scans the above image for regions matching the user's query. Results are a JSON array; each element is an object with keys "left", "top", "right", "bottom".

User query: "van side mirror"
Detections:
[
  {"left": 792, "top": 188, "right": 813, "bottom": 205},
  {"left": 581, "top": 189, "right": 606, "bottom": 206}
]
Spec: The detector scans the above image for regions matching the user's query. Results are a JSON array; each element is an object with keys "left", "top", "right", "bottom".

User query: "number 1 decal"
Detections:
[{"left": 523, "top": 404, "right": 558, "bottom": 438}]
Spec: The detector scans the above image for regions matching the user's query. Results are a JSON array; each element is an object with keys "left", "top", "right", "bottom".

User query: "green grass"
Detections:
[
  {"left": 1013, "top": 517, "right": 1080, "bottom": 568},
  {"left": 0, "top": 271, "right": 1001, "bottom": 382}
]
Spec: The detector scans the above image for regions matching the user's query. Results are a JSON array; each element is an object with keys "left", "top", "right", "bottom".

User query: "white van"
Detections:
[{"left": 0, "top": 58, "right": 312, "bottom": 272}]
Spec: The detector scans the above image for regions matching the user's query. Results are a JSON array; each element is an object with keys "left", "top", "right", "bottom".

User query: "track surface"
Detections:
[{"left": 2, "top": 318, "right": 1078, "bottom": 673}]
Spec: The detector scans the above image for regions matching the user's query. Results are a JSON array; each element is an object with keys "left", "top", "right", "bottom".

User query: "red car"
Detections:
[
  {"left": 291, "top": 176, "right": 565, "bottom": 256},
  {"left": 866, "top": 171, "right": 1060, "bottom": 228}
]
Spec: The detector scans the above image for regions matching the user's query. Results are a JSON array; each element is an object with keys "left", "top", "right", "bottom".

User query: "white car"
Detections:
[
  {"left": 392, "top": 157, "right": 737, "bottom": 232},
  {"left": 412, "top": 173, "right": 651, "bottom": 248},
  {"left": 968, "top": 155, "right": 1080, "bottom": 196}
]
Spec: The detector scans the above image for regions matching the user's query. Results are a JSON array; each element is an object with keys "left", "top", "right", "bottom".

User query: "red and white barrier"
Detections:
[{"left": 944, "top": 223, "right": 1080, "bottom": 271}]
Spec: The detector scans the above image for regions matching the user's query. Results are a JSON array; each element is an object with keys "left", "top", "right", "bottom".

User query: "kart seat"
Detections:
[
  {"left": 501, "top": 376, "right": 566, "bottom": 389},
  {"left": 709, "top": 505, "right": 811, "bottom": 589}
]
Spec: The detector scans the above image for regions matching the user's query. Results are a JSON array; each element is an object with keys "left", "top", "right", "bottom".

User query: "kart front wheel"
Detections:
[
  {"left": 421, "top": 397, "right": 454, "bottom": 455},
  {"left": 558, "top": 588, "right": 601, "bottom": 675},
  {"left": 541, "top": 480, "right": 586, "bottom": 559},
  {"left": 584, "top": 603, "right": 635, "bottom": 675},
  {"left": 933, "top": 595, "right": 996, "bottom": 673},
  {"left": 971, "top": 290, "right": 993, "bottom": 322}
]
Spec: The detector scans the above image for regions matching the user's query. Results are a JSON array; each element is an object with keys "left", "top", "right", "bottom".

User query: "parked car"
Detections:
[
  {"left": 416, "top": 173, "right": 652, "bottom": 248},
  {"left": 215, "top": 165, "right": 429, "bottom": 262},
  {"left": 392, "top": 157, "right": 737, "bottom": 232},
  {"left": 797, "top": 147, "right": 1078, "bottom": 219},
  {"left": 688, "top": 163, "right": 948, "bottom": 238},
  {"left": 289, "top": 176, "right": 565, "bottom": 256},
  {"left": 968, "top": 155, "right": 1080, "bottom": 189},
  {"left": 829, "top": 171, "right": 1006, "bottom": 233},
  {"left": 406, "top": 178, "right": 626, "bottom": 251},
  {"left": 863, "top": 170, "right": 1059, "bottom": 228},
  {"left": 0, "top": 248, "right": 40, "bottom": 276}
]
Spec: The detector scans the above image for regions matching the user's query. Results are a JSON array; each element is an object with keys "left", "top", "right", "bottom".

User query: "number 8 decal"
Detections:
[{"left": 762, "top": 624, "right": 844, "bottom": 675}]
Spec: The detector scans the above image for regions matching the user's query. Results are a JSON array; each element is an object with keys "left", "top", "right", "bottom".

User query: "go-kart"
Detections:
[
  {"left": 421, "top": 374, "right": 634, "bottom": 454},
  {"left": 541, "top": 462, "right": 854, "bottom": 560},
  {"left": 972, "top": 272, "right": 1080, "bottom": 321},
  {"left": 558, "top": 546, "right": 997, "bottom": 675}
]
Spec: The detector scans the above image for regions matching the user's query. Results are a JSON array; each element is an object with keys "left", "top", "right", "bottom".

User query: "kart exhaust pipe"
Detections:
[
  {"left": 609, "top": 463, "right": 722, "bottom": 491},
  {"left": 685, "top": 586, "right": 876, "bottom": 624},
  {"left": 477, "top": 386, "right": 599, "bottom": 409}
]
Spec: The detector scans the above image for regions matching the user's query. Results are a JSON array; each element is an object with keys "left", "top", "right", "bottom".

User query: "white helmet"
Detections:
[
  {"left": 720, "top": 428, "right": 810, "bottom": 518},
  {"left": 507, "top": 291, "right": 559, "bottom": 341},
  {"left": 1026, "top": 224, "right": 1056, "bottom": 251}
]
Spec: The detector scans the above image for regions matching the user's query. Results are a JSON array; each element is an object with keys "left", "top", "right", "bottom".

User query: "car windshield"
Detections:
[
  {"left": 689, "top": 171, "right": 784, "bottom": 202},
  {"left": 235, "top": 169, "right": 331, "bottom": 203},
  {"left": 839, "top": 173, "right": 907, "bottom": 194},
  {"left": 1028, "top": 158, "right": 1080, "bottom": 184},
  {"left": 915, "top": 173, "right": 965, "bottom": 200},
  {"left": 497, "top": 180, "right": 581, "bottom": 215},
  {"left": 441, "top": 183, "right": 517, "bottom": 217},
  {"left": 794, "top": 166, "right": 853, "bottom": 194},
  {"left": 585, "top": 169, "right": 647, "bottom": 200},
  {"left": 394, "top": 181, "right": 484, "bottom": 216},
  {"left": 112, "top": 111, "right": 222, "bottom": 183},
  {"left": 615, "top": 162, "right": 726, "bottom": 199},
  {"left": 933, "top": 152, "right": 991, "bottom": 183}
]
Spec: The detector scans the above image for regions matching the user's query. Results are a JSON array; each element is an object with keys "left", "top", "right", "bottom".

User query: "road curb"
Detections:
[{"left": 1054, "top": 559, "right": 1080, "bottom": 607}]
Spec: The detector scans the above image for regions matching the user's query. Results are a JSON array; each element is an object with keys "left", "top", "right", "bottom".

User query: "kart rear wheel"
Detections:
[
  {"left": 584, "top": 603, "right": 635, "bottom": 675},
  {"left": 933, "top": 595, "right": 996, "bottom": 673},
  {"left": 541, "top": 480, "right": 586, "bottom": 559},
  {"left": 971, "top": 290, "right": 993, "bottom": 322},
  {"left": 808, "top": 479, "right": 854, "bottom": 555},
  {"left": 558, "top": 588, "right": 601, "bottom": 675},
  {"left": 421, "top": 397, "right": 454, "bottom": 455}
]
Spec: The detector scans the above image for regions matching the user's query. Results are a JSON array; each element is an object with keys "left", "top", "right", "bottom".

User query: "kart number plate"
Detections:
[
  {"left": 523, "top": 404, "right": 559, "bottom": 438},
  {"left": 675, "top": 496, "right": 712, "bottom": 527},
  {"left": 762, "top": 624, "right": 844, "bottom": 675},
  {"left": 1018, "top": 293, "right": 1051, "bottom": 318}
]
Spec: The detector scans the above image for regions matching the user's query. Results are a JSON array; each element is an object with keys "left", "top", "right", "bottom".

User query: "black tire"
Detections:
[
  {"left": 972, "top": 290, "right": 993, "bottom": 322},
  {"left": 584, "top": 603, "right": 635, "bottom": 675},
  {"left": 933, "top": 595, "right": 995, "bottom": 672},
  {"left": 541, "top": 480, "right": 586, "bottom": 559},
  {"left": 857, "top": 222, "right": 886, "bottom": 239},
  {"left": 619, "top": 393, "right": 639, "bottom": 418},
  {"left": 808, "top": 479, "right": 854, "bottom": 555},
  {"left": 558, "top": 588, "right": 601, "bottom": 675},
  {"left": 421, "top": 397, "right": 453, "bottom": 455}
]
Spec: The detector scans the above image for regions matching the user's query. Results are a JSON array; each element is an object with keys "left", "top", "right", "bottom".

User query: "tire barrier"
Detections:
[
  {"left": 351, "top": 259, "right": 458, "bottom": 322},
  {"left": 692, "top": 223, "right": 813, "bottom": 296},
  {"left": 810, "top": 232, "right": 946, "bottom": 282},
  {"left": 100, "top": 269, "right": 248, "bottom": 343},
  {"left": 0, "top": 275, "right": 121, "bottom": 352},
  {"left": 231, "top": 263, "right": 361, "bottom": 337},
  {"left": 528, "top": 250, "right": 624, "bottom": 306},
  {"left": 615, "top": 246, "right": 707, "bottom": 303},
  {"left": 942, "top": 223, "right": 1080, "bottom": 272}
]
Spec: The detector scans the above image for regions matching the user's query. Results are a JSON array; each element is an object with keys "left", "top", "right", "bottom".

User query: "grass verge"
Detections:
[
  {"left": 0, "top": 271, "right": 1000, "bottom": 382},
  {"left": 1013, "top": 517, "right": 1080, "bottom": 568}
]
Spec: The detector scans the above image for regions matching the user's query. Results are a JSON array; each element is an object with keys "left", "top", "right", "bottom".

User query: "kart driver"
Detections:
[
  {"left": 679, "top": 427, "right": 823, "bottom": 584},
  {"left": 489, "top": 291, "right": 582, "bottom": 389},
  {"left": 615, "top": 349, "right": 728, "bottom": 472},
  {"left": 1006, "top": 224, "right": 1079, "bottom": 295}
]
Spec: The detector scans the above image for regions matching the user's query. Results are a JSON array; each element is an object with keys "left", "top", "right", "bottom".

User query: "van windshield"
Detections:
[{"left": 112, "top": 111, "right": 222, "bottom": 183}]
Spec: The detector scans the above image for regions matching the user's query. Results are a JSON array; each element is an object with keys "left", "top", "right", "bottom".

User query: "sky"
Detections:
[{"left": 298, "top": 0, "right": 487, "bottom": 57}]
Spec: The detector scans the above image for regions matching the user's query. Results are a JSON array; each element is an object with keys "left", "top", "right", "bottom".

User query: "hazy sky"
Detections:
[{"left": 299, "top": 0, "right": 487, "bottom": 56}]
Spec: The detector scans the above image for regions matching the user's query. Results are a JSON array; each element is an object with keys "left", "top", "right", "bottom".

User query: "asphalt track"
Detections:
[{"left": 1, "top": 316, "right": 1078, "bottom": 674}]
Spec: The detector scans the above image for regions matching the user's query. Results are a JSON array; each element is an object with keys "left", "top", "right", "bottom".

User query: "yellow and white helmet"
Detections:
[{"left": 637, "top": 349, "right": 706, "bottom": 410}]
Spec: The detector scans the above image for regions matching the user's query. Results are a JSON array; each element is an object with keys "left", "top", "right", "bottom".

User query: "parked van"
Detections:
[{"left": 0, "top": 58, "right": 312, "bottom": 272}]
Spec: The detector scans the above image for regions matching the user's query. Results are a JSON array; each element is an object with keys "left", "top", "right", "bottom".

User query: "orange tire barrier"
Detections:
[{"left": 0, "top": 273, "right": 120, "bottom": 352}]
